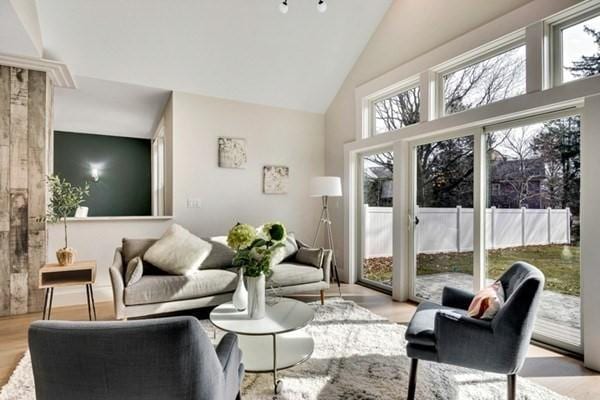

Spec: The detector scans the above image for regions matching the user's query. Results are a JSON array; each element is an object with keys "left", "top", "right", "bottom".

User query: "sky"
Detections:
[{"left": 562, "top": 13, "right": 600, "bottom": 81}]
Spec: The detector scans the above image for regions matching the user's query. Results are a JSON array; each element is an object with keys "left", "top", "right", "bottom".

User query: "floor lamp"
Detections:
[{"left": 310, "top": 176, "right": 342, "bottom": 296}]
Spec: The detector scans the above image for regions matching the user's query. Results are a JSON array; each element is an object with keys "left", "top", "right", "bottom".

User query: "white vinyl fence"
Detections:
[{"left": 363, "top": 205, "right": 571, "bottom": 258}]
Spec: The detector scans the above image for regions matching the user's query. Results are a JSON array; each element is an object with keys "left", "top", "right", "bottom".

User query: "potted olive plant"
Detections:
[
  {"left": 43, "top": 175, "right": 90, "bottom": 266},
  {"left": 227, "top": 222, "right": 286, "bottom": 319}
]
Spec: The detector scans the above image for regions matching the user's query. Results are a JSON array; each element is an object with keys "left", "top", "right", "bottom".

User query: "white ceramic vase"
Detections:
[
  {"left": 232, "top": 268, "right": 248, "bottom": 311},
  {"left": 247, "top": 273, "right": 266, "bottom": 319}
]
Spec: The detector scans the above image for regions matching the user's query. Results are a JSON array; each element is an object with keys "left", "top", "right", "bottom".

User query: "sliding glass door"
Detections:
[
  {"left": 358, "top": 150, "right": 394, "bottom": 291},
  {"left": 410, "top": 113, "right": 581, "bottom": 352},
  {"left": 413, "top": 136, "right": 474, "bottom": 302},
  {"left": 485, "top": 115, "right": 581, "bottom": 351}
]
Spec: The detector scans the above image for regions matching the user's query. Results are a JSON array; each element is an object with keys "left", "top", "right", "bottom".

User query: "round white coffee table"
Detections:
[{"left": 209, "top": 298, "right": 315, "bottom": 394}]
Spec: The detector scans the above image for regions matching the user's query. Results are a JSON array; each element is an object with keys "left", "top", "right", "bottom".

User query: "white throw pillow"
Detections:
[
  {"left": 270, "top": 233, "right": 298, "bottom": 266},
  {"left": 143, "top": 224, "right": 212, "bottom": 275}
]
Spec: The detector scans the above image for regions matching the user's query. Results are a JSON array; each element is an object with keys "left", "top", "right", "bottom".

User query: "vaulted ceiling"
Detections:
[{"left": 36, "top": 0, "right": 393, "bottom": 113}]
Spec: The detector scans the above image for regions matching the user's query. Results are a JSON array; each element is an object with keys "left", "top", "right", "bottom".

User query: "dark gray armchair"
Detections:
[
  {"left": 29, "top": 316, "right": 244, "bottom": 400},
  {"left": 405, "top": 262, "right": 544, "bottom": 400}
]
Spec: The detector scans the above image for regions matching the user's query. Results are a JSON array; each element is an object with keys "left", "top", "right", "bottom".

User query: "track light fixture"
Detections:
[
  {"left": 279, "top": 0, "right": 289, "bottom": 14},
  {"left": 279, "top": 0, "right": 327, "bottom": 14},
  {"left": 317, "top": 0, "right": 327, "bottom": 13}
]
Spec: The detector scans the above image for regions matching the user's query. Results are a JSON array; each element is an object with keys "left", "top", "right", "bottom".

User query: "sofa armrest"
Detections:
[{"left": 109, "top": 248, "right": 126, "bottom": 320}]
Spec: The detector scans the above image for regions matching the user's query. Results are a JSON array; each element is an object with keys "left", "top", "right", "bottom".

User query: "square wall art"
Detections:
[
  {"left": 218, "top": 137, "right": 247, "bottom": 168},
  {"left": 263, "top": 165, "right": 289, "bottom": 194}
]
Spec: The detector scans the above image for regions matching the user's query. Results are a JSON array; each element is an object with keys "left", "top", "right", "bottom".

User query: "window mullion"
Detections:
[
  {"left": 526, "top": 21, "right": 545, "bottom": 93},
  {"left": 473, "top": 128, "right": 487, "bottom": 292}
]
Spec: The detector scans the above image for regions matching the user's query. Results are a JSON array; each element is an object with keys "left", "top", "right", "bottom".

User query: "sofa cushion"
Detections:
[
  {"left": 124, "top": 269, "right": 238, "bottom": 306},
  {"left": 268, "top": 262, "right": 323, "bottom": 287}
]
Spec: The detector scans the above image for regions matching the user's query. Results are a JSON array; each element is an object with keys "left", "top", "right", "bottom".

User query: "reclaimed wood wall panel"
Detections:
[
  {"left": 0, "top": 65, "right": 50, "bottom": 316},
  {"left": 9, "top": 68, "right": 28, "bottom": 191},
  {"left": 0, "top": 67, "right": 10, "bottom": 317}
]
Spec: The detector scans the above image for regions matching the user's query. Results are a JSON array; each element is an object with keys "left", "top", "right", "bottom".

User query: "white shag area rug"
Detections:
[{"left": 0, "top": 300, "right": 571, "bottom": 400}]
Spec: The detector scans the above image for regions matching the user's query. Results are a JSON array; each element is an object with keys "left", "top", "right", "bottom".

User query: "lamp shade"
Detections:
[{"left": 309, "top": 176, "right": 342, "bottom": 197}]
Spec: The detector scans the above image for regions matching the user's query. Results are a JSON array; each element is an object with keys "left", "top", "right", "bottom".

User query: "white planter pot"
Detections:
[
  {"left": 232, "top": 268, "right": 248, "bottom": 311},
  {"left": 247, "top": 273, "right": 266, "bottom": 319}
]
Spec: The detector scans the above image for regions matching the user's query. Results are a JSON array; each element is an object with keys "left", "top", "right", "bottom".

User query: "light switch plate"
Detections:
[{"left": 187, "top": 198, "right": 202, "bottom": 208}]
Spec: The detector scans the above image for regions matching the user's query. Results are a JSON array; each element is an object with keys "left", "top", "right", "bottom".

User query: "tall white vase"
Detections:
[
  {"left": 247, "top": 273, "right": 266, "bottom": 319},
  {"left": 232, "top": 268, "right": 248, "bottom": 311}
]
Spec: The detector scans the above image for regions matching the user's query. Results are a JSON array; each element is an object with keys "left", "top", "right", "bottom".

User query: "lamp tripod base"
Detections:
[{"left": 313, "top": 196, "right": 342, "bottom": 298}]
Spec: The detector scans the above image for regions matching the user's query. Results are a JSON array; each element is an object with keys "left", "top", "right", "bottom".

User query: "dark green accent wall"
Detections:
[{"left": 54, "top": 131, "right": 151, "bottom": 217}]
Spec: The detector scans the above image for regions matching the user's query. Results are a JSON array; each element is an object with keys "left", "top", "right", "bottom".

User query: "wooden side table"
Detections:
[{"left": 39, "top": 261, "right": 97, "bottom": 320}]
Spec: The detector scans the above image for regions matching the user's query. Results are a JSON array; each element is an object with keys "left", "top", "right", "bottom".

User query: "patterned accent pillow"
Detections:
[
  {"left": 125, "top": 256, "right": 144, "bottom": 286},
  {"left": 467, "top": 281, "right": 505, "bottom": 320}
]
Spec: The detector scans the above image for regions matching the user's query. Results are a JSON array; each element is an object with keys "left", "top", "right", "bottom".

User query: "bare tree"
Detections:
[
  {"left": 373, "top": 87, "right": 420, "bottom": 133},
  {"left": 445, "top": 47, "right": 525, "bottom": 114}
]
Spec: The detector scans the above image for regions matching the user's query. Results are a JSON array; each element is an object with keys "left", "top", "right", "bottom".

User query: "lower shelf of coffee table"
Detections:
[{"left": 238, "top": 328, "right": 314, "bottom": 372}]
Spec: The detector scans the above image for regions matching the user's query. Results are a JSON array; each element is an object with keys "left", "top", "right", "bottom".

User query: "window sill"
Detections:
[{"left": 65, "top": 216, "right": 173, "bottom": 222}]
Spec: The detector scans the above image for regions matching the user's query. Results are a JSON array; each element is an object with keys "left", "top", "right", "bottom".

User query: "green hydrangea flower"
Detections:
[
  {"left": 262, "top": 222, "right": 287, "bottom": 243},
  {"left": 227, "top": 223, "right": 256, "bottom": 250}
]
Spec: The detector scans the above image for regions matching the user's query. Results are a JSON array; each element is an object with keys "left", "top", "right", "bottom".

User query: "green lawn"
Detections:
[{"left": 363, "top": 244, "right": 580, "bottom": 296}]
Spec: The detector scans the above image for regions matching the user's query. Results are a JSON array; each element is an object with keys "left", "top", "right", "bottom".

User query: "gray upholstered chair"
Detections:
[
  {"left": 29, "top": 316, "right": 244, "bottom": 400},
  {"left": 405, "top": 262, "right": 544, "bottom": 400}
]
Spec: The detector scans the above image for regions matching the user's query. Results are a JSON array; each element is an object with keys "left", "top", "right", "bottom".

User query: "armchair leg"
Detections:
[
  {"left": 407, "top": 358, "right": 418, "bottom": 400},
  {"left": 507, "top": 374, "right": 516, "bottom": 400},
  {"left": 320, "top": 290, "right": 325, "bottom": 305}
]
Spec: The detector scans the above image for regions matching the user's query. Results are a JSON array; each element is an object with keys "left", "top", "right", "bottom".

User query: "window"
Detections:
[
  {"left": 553, "top": 9, "right": 600, "bottom": 84},
  {"left": 372, "top": 86, "right": 420, "bottom": 135},
  {"left": 152, "top": 122, "right": 166, "bottom": 216},
  {"left": 442, "top": 45, "right": 526, "bottom": 115}
]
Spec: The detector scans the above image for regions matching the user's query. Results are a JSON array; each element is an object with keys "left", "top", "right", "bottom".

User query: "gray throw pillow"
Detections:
[
  {"left": 125, "top": 256, "right": 144, "bottom": 286},
  {"left": 270, "top": 233, "right": 298, "bottom": 266},
  {"left": 295, "top": 247, "right": 324, "bottom": 268}
]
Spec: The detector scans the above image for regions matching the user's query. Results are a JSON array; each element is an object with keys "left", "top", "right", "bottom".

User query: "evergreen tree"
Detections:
[{"left": 568, "top": 26, "right": 600, "bottom": 78}]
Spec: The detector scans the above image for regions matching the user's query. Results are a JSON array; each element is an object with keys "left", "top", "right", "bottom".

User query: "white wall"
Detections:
[
  {"left": 581, "top": 94, "right": 600, "bottom": 371},
  {"left": 171, "top": 91, "right": 325, "bottom": 240}
]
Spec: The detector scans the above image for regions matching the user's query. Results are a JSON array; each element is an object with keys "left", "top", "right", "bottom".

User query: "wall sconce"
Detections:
[{"left": 91, "top": 168, "right": 99, "bottom": 182}]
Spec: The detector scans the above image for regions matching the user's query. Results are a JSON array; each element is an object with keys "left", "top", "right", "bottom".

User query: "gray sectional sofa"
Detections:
[{"left": 109, "top": 237, "right": 332, "bottom": 320}]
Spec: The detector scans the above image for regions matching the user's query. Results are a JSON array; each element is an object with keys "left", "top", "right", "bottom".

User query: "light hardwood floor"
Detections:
[{"left": 1, "top": 284, "right": 598, "bottom": 399}]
